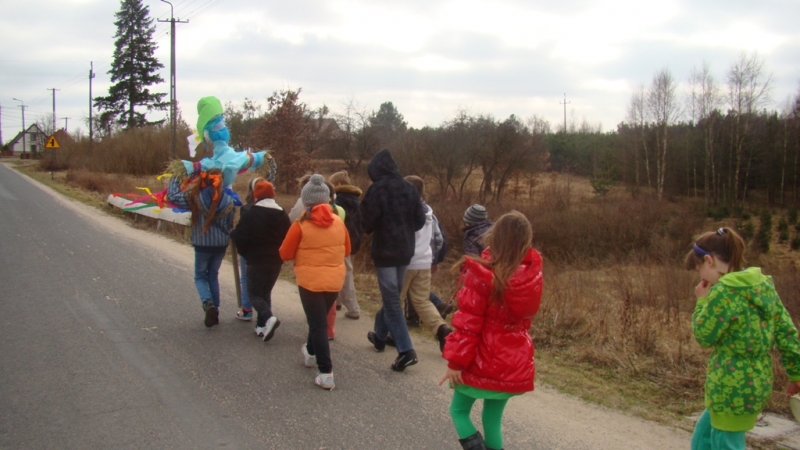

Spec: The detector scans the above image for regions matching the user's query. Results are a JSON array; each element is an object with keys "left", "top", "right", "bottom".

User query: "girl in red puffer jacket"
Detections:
[{"left": 440, "top": 210, "right": 543, "bottom": 450}]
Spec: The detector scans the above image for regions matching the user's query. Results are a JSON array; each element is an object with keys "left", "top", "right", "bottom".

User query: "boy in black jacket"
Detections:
[
  {"left": 361, "top": 149, "right": 426, "bottom": 372},
  {"left": 231, "top": 179, "right": 291, "bottom": 342}
]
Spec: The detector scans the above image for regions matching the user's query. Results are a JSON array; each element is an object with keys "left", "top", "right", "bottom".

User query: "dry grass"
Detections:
[{"left": 20, "top": 152, "right": 800, "bottom": 428}]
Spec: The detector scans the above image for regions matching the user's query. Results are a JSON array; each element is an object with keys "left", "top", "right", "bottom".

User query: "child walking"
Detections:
[
  {"left": 329, "top": 170, "right": 363, "bottom": 320},
  {"left": 685, "top": 227, "right": 800, "bottom": 450},
  {"left": 280, "top": 175, "right": 351, "bottom": 390},
  {"left": 166, "top": 168, "right": 235, "bottom": 327},
  {"left": 440, "top": 211, "right": 543, "bottom": 450},
  {"left": 231, "top": 179, "right": 291, "bottom": 342}
]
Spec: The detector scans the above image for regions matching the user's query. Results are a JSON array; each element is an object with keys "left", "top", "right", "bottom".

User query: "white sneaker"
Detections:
[
  {"left": 301, "top": 344, "right": 316, "bottom": 368},
  {"left": 262, "top": 316, "right": 280, "bottom": 342},
  {"left": 254, "top": 326, "right": 267, "bottom": 337},
  {"left": 315, "top": 372, "right": 335, "bottom": 390}
]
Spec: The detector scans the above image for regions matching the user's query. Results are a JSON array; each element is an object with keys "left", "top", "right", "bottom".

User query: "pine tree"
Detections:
[{"left": 94, "top": 0, "right": 166, "bottom": 129}]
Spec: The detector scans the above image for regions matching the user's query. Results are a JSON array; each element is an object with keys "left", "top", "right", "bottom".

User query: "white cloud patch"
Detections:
[{"left": 1, "top": 0, "right": 798, "bottom": 141}]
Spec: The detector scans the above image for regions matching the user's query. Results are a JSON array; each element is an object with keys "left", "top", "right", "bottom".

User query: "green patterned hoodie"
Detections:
[{"left": 693, "top": 267, "right": 800, "bottom": 432}]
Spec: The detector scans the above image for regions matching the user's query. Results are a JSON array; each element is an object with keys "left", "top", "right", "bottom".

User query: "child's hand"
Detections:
[
  {"left": 787, "top": 381, "right": 800, "bottom": 397},
  {"left": 438, "top": 368, "right": 463, "bottom": 388},
  {"left": 695, "top": 279, "right": 710, "bottom": 299}
]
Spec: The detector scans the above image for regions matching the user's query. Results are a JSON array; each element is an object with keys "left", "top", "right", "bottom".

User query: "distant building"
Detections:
[{"left": 5, "top": 124, "right": 47, "bottom": 155}]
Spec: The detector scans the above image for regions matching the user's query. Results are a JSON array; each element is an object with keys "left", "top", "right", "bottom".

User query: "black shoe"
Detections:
[
  {"left": 385, "top": 335, "right": 396, "bottom": 348},
  {"left": 436, "top": 302, "right": 454, "bottom": 319},
  {"left": 202, "top": 300, "right": 218, "bottom": 328},
  {"left": 436, "top": 324, "right": 453, "bottom": 353},
  {"left": 367, "top": 331, "right": 385, "bottom": 352},
  {"left": 458, "top": 431, "right": 487, "bottom": 450},
  {"left": 406, "top": 317, "right": 420, "bottom": 328},
  {"left": 391, "top": 350, "right": 418, "bottom": 372}
]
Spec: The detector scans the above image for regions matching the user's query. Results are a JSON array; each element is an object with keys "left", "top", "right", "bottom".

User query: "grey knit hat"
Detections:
[
  {"left": 463, "top": 204, "right": 488, "bottom": 224},
  {"left": 301, "top": 174, "right": 330, "bottom": 207}
]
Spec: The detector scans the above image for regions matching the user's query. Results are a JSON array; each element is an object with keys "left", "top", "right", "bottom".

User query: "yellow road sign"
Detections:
[{"left": 45, "top": 135, "right": 59, "bottom": 149}]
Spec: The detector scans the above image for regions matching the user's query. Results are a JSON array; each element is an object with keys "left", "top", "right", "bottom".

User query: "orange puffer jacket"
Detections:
[{"left": 279, "top": 204, "right": 351, "bottom": 292}]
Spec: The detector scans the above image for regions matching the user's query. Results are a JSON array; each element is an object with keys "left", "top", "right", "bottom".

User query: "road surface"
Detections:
[{"left": 0, "top": 163, "right": 691, "bottom": 449}]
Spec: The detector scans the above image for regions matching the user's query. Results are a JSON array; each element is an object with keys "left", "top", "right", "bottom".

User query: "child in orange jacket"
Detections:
[{"left": 280, "top": 175, "right": 351, "bottom": 390}]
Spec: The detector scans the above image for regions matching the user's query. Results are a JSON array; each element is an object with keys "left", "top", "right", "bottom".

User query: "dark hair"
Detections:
[{"left": 683, "top": 227, "right": 746, "bottom": 272}]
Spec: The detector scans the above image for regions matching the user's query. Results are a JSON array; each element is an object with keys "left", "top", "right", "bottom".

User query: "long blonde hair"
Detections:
[{"left": 454, "top": 210, "right": 533, "bottom": 303}]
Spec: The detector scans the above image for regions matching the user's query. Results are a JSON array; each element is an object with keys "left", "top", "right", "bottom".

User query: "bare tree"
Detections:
[
  {"left": 330, "top": 99, "right": 379, "bottom": 174},
  {"left": 627, "top": 85, "right": 652, "bottom": 190},
  {"left": 689, "top": 61, "right": 723, "bottom": 207},
  {"left": 647, "top": 68, "right": 681, "bottom": 199},
  {"left": 727, "top": 52, "right": 772, "bottom": 204}
]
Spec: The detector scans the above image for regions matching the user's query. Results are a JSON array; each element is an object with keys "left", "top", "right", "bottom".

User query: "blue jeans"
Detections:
[
  {"left": 374, "top": 265, "right": 413, "bottom": 353},
  {"left": 194, "top": 248, "right": 226, "bottom": 308},
  {"left": 429, "top": 291, "right": 444, "bottom": 306},
  {"left": 239, "top": 255, "right": 251, "bottom": 310}
]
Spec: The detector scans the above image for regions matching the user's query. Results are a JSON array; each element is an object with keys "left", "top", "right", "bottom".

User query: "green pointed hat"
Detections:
[{"left": 196, "top": 96, "right": 224, "bottom": 132}]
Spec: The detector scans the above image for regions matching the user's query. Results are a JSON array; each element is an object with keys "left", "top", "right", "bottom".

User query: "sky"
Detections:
[{"left": 1, "top": 0, "right": 799, "bottom": 145}]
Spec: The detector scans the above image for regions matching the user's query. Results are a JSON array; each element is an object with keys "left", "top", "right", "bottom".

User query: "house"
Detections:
[{"left": 5, "top": 124, "right": 47, "bottom": 156}]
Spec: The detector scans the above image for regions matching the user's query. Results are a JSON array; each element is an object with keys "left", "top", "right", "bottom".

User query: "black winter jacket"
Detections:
[
  {"left": 231, "top": 199, "right": 291, "bottom": 266},
  {"left": 334, "top": 185, "right": 364, "bottom": 255},
  {"left": 360, "top": 149, "right": 426, "bottom": 267}
]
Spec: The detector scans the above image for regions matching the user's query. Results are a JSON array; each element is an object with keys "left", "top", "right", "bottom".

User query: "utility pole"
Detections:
[
  {"left": 47, "top": 88, "right": 60, "bottom": 134},
  {"left": 158, "top": 1, "right": 188, "bottom": 159},
  {"left": 13, "top": 98, "right": 26, "bottom": 156},
  {"left": 63, "top": 117, "right": 71, "bottom": 132},
  {"left": 89, "top": 61, "right": 95, "bottom": 148},
  {"left": 559, "top": 93, "right": 571, "bottom": 134},
  {"left": 0, "top": 104, "right": 3, "bottom": 147}
]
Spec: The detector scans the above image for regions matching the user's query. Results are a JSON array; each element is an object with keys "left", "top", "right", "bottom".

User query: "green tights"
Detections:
[{"left": 449, "top": 390, "right": 509, "bottom": 450}]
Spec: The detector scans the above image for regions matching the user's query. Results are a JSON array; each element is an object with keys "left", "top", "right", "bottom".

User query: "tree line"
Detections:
[{"left": 89, "top": 1, "right": 800, "bottom": 208}]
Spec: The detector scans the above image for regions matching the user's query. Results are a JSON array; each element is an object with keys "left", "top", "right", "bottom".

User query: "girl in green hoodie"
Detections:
[{"left": 686, "top": 227, "right": 800, "bottom": 450}]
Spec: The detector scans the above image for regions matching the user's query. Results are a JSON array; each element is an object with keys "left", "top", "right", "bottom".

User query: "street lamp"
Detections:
[{"left": 12, "top": 98, "right": 26, "bottom": 156}]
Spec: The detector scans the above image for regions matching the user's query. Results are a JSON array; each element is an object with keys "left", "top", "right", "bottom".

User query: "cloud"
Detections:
[{"left": 1, "top": 0, "right": 799, "bottom": 142}]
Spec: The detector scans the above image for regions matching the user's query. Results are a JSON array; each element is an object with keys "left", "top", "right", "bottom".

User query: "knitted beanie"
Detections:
[
  {"left": 253, "top": 180, "right": 275, "bottom": 201},
  {"left": 463, "top": 204, "right": 488, "bottom": 224},
  {"left": 328, "top": 170, "right": 350, "bottom": 186},
  {"left": 301, "top": 174, "right": 330, "bottom": 207}
]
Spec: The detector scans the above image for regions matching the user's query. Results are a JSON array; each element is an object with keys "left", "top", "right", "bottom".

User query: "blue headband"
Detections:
[{"left": 693, "top": 243, "right": 711, "bottom": 257}]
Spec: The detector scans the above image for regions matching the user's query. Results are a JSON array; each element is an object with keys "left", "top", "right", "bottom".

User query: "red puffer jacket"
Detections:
[{"left": 443, "top": 247, "right": 543, "bottom": 394}]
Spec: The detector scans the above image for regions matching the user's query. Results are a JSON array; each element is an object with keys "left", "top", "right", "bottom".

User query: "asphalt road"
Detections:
[{"left": 0, "top": 163, "right": 691, "bottom": 449}]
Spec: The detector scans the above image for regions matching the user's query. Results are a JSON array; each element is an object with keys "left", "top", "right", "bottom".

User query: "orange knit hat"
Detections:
[{"left": 253, "top": 180, "right": 275, "bottom": 200}]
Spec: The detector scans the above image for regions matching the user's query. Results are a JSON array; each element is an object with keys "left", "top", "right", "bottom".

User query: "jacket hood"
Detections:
[
  {"left": 334, "top": 185, "right": 363, "bottom": 197},
  {"left": 719, "top": 267, "right": 768, "bottom": 287},
  {"left": 367, "top": 149, "right": 401, "bottom": 182},
  {"left": 305, "top": 204, "right": 335, "bottom": 228},
  {"left": 465, "top": 247, "right": 543, "bottom": 318}
]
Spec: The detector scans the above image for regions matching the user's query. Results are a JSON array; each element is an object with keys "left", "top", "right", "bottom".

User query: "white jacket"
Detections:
[{"left": 408, "top": 203, "right": 443, "bottom": 270}]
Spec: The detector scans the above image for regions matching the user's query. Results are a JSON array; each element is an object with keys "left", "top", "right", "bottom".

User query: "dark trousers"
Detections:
[
  {"left": 246, "top": 263, "right": 282, "bottom": 327},
  {"left": 299, "top": 286, "right": 338, "bottom": 374}
]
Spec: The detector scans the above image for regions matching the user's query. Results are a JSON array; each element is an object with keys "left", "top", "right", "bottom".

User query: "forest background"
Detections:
[{"left": 10, "top": 52, "right": 800, "bottom": 437}]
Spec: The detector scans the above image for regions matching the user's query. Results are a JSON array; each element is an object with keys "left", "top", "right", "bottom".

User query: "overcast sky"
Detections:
[{"left": 1, "top": 0, "right": 799, "bottom": 145}]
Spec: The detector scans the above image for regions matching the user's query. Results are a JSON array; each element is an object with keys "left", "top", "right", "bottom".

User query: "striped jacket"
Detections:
[{"left": 167, "top": 177, "right": 233, "bottom": 248}]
